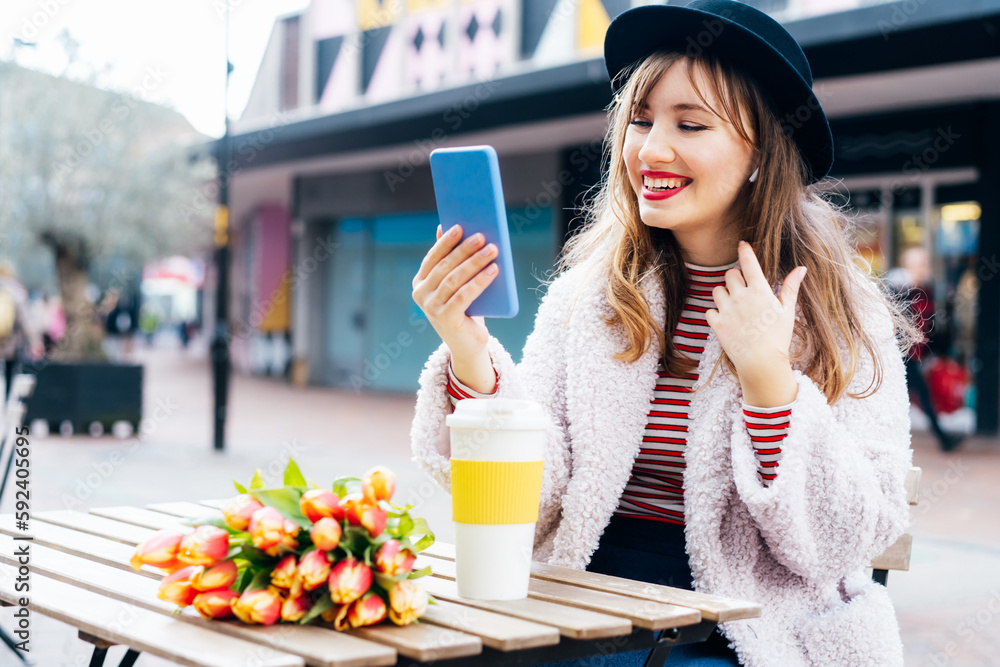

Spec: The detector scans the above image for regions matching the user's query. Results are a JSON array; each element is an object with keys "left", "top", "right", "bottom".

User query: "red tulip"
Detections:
[
  {"left": 231, "top": 587, "right": 282, "bottom": 625},
  {"left": 298, "top": 549, "right": 332, "bottom": 592},
  {"left": 221, "top": 494, "right": 264, "bottom": 531},
  {"left": 157, "top": 565, "right": 200, "bottom": 607},
  {"left": 248, "top": 507, "right": 300, "bottom": 556},
  {"left": 130, "top": 529, "right": 184, "bottom": 571},
  {"left": 327, "top": 557, "right": 372, "bottom": 605},
  {"left": 388, "top": 580, "right": 428, "bottom": 626},
  {"left": 374, "top": 539, "right": 415, "bottom": 577},
  {"left": 281, "top": 594, "right": 313, "bottom": 623},
  {"left": 177, "top": 525, "right": 230, "bottom": 567},
  {"left": 362, "top": 466, "right": 396, "bottom": 504},
  {"left": 300, "top": 489, "right": 344, "bottom": 523},
  {"left": 191, "top": 559, "right": 238, "bottom": 592},
  {"left": 193, "top": 589, "right": 238, "bottom": 619},
  {"left": 310, "top": 517, "right": 342, "bottom": 551},
  {"left": 347, "top": 592, "right": 387, "bottom": 628}
]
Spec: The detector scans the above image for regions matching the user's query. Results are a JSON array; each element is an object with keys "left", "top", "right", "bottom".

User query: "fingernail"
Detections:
[
  {"left": 738, "top": 240, "right": 747, "bottom": 247},
  {"left": 448, "top": 225, "right": 459, "bottom": 236},
  {"left": 800, "top": 266, "right": 808, "bottom": 278}
]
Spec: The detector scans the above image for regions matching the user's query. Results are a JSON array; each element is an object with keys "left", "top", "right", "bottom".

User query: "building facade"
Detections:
[{"left": 215, "top": 0, "right": 1000, "bottom": 436}]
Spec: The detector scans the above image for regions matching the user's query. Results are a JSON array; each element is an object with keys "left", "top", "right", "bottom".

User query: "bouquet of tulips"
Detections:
[{"left": 130, "top": 459, "right": 435, "bottom": 629}]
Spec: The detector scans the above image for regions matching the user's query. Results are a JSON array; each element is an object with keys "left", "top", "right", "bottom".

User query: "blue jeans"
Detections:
[{"left": 533, "top": 516, "right": 742, "bottom": 666}]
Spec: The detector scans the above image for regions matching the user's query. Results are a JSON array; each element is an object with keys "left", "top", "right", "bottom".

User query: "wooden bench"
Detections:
[{"left": 869, "top": 466, "right": 922, "bottom": 586}]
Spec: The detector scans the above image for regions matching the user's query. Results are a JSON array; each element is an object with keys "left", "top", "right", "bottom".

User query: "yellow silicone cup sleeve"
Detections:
[{"left": 451, "top": 459, "right": 544, "bottom": 524}]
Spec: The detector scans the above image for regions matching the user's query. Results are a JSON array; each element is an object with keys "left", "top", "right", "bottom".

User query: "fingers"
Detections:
[
  {"left": 431, "top": 241, "right": 498, "bottom": 313},
  {"left": 779, "top": 266, "right": 807, "bottom": 307},
  {"left": 737, "top": 241, "right": 766, "bottom": 286},
  {"left": 416, "top": 223, "right": 463, "bottom": 283},
  {"left": 444, "top": 261, "right": 500, "bottom": 313}
]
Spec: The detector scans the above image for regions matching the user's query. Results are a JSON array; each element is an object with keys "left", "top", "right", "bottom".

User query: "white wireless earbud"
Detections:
[{"left": 749, "top": 167, "right": 759, "bottom": 183}]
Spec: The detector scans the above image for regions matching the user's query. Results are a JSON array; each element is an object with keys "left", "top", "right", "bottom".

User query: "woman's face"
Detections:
[{"left": 623, "top": 59, "right": 757, "bottom": 264}]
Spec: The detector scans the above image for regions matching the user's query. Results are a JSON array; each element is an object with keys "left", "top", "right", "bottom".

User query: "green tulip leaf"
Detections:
[
  {"left": 332, "top": 476, "right": 361, "bottom": 498},
  {"left": 245, "top": 568, "right": 273, "bottom": 592},
  {"left": 233, "top": 480, "right": 248, "bottom": 494},
  {"left": 299, "top": 594, "right": 335, "bottom": 625},
  {"left": 407, "top": 565, "right": 432, "bottom": 580},
  {"left": 283, "top": 459, "right": 308, "bottom": 488},
  {"left": 249, "top": 470, "right": 266, "bottom": 490},
  {"left": 251, "top": 487, "right": 311, "bottom": 529}
]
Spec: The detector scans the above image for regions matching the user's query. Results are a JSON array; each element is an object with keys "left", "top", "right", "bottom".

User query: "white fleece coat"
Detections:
[{"left": 410, "top": 261, "right": 913, "bottom": 667}]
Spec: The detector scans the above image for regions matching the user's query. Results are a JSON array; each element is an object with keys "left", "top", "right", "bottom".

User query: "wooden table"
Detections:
[{"left": 0, "top": 501, "right": 761, "bottom": 667}]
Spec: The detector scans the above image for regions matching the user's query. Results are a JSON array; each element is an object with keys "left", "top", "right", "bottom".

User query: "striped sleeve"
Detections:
[
  {"left": 742, "top": 402, "right": 793, "bottom": 488},
  {"left": 446, "top": 360, "right": 499, "bottom": 412}
]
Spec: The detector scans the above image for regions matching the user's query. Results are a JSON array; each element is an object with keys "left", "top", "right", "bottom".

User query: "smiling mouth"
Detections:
[{"left": 642, "top": 176, "right": 693, "bottom": 191}]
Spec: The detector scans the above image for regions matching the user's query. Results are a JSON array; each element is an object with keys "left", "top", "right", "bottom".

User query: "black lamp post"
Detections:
[{"left": 211, "top": 5, "right": 233, "bottom": 451}]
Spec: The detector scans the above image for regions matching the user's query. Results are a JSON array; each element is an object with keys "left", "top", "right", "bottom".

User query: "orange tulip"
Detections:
[
  {"left": 321, "top": 603, "right": 351, "bottom": 631},
  {"left": 347, "top": 592, "right": 387, "bottom": 628},
  {"left": 221, "top": 494, "right": 264, "bottom": 531},
  {"left": 310, "top": 517, "right": 342, "bottom": 551},
  {"left": 341, "top": 493, "right": 366, "bottom": 526},
  {"left": 270, "top": 554, "right": 299, "bottom": 590},
  {"left": 362, "top": 466, "right": 395, "bottom": 504},
  {"left": 191, "top": 559, "right": 238, "bottom": 592},
  {"left": 157, "top": 565, "right": 200, "bottom": 607},
  {"left": 327, "top": 557, "right": 372, "bottom": 605},
  {"left": 343, "top": 494, "right": 387, "bottom": 538},
  {"left": 230, "top": 587, "right": 283, "bottom": 625},
  {"left": 177, "top": 525, "right": 230, "bottom": 567},
  {"left": 130, "top": 529, "right": 184, "bottom": 571},
  {"left": 374, "top": 539, "right": 415, "bottom": 577},
  {"left": 280, "top": 594, "right": 313, "bottom": 623},
  {"left": 193, "top": 589, "right": 238, "bottom": 619},
  {"left": 300, "top": 489, "right": 344, "bottom": 523},
  {"left": 298, "top": 549, "right": 332, "bottom": 592},
  {"left": 249, "top": 507, "right": 300, "bottom": 556},
  {"left": 388, "top": 580, "right": 428, "bottom": 626}
]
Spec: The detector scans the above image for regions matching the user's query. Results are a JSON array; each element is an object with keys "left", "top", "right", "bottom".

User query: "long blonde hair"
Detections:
[{"left": 548, "top": 50, "right": 923, "bottom": 405}]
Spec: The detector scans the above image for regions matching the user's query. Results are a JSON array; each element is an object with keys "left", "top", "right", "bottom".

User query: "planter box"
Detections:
[{"left": 23, "top": 361, "right": 143, "bottom": 435}]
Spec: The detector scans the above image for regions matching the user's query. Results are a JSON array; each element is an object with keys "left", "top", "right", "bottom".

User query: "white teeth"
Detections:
[{"left": 643, "top": 176, "right": 692, "bottom": 190}]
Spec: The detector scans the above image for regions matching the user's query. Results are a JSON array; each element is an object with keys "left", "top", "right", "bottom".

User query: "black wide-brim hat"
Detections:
[{"left": 604, "top": 0, "right": 834, "bottom": 184}]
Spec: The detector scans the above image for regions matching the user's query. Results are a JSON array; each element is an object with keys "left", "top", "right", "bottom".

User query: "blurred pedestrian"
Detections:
[
  {"left": 0, "top": 260, "right": 43, "bottom": 398},
  {"left": 887, "top": 246, "right": 964, "bottom": 452}
]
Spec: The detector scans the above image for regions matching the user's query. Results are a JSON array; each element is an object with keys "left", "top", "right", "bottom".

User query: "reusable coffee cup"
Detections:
[{"left": 445, "top": 398, "right": 549, "bottom": 600}]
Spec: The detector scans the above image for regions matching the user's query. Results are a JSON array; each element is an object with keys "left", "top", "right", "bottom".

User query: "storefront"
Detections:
[{"left": 215, "top": 0, "right": 1000, "bottom": 435}]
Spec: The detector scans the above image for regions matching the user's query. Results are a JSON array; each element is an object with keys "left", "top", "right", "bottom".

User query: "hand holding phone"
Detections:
[{"left": 428, "top": 146, "right": 518, "bottom": 318}]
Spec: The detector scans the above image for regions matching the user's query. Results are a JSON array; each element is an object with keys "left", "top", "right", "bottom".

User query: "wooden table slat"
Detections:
[
  {"left": 419, "top": 599, "right": 561, "bottom": 652},
  {"left": 421, "top": 541, "right": 759, "bottom": 623},
  {"left": 147, "top": 501, "right": 227, "bottom": 519},
  {"left": 90, "top": 505, "right": 197, "bottom": 532},
  {"left": 0, "top": 515, "right": 160, "bottom": 579},
  {"left": 0, "top": 563, "right": 304, "bottom": 667},
  {"left": 348, "top": 620, "right": 482, "bottom": 662},
  {"left": 0, "top": 530, "right": 397, "bottom": 667},
  {"left": 418, "top": 574, "right": 631, "bottom": 640},
  {"left": 36, "top": 510, "right": 161, "bottom": 545},
  {"left": 416, "top": 556, "right": 700, "bottom": 631}
]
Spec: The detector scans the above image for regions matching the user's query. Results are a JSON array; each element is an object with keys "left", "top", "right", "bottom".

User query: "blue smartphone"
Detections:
[{"left": 429, "top": 145, "right": 519, "bottom": 318}]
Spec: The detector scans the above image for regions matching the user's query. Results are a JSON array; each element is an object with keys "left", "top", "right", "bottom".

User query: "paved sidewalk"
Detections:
[{"left": 2, "top": 341, "right": 998, "bottom": 666}]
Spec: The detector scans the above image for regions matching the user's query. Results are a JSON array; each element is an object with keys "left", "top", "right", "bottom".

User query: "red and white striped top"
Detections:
[{"left": 445, "top": 259, "right": 792, "bottom": 526}]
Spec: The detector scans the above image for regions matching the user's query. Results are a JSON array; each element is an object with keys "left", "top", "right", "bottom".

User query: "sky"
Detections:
[{"left": 1, "top": 0, "right": 310, "bottom": 138}]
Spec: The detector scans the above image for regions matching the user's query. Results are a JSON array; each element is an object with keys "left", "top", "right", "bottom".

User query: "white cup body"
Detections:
[{"left": 446, "top": 399, "right": 548, "bottom": 601}]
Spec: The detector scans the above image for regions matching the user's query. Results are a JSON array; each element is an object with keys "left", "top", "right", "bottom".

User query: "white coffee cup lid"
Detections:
[{"left": 445, "top": 398, "right": 552, "bottom": 431}]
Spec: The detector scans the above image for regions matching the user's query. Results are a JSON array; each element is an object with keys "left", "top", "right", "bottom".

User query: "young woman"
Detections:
[{"left": 410, "top": 2, "right": 922, "bottom": 664}]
